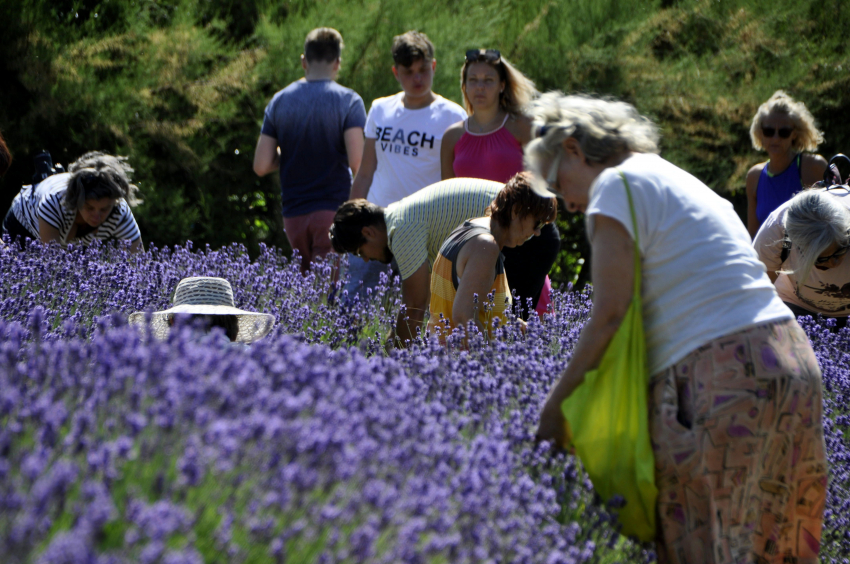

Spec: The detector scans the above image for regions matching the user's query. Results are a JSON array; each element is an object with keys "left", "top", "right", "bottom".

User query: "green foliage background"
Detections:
[{"left": 2, "top": 0, "right": 849, "bottom": 286}]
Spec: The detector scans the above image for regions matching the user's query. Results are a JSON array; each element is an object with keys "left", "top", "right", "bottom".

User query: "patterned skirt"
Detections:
[{"left": 649, "top": 318, "right": 827, "bottom": 564}]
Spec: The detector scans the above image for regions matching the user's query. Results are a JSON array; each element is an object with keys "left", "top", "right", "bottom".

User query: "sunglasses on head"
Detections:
[
  {"left": 762, "top": 126, "right": 794, "bottom": 139},
  {"left": 465, "top": 49, "right": 501, "bottom": 64}
]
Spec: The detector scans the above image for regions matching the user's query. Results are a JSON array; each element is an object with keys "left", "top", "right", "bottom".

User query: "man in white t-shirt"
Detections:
[{"left": 346, "top": 30, "right": 467, "bottom": 297}]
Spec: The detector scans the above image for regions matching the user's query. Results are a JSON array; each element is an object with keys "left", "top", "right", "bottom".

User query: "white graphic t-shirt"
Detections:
[{"left": 364, "top": 92, "right": 466, "bottom": 207}]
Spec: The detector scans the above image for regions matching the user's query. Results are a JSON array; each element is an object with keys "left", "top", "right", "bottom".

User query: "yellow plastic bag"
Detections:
[{"left": 561, "top": 170, "right": 657, "bottom": 541}]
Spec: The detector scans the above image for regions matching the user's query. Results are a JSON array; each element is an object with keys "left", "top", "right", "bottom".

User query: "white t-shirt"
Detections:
[
  {"left": 364, "top": 92, "right": 466, "bottom": 207},
  {"left": 586, "top": 153, "right": 791, "bottom": 375},
  {"left": 754, "top": 188, "right": 850, "bottom": 316}
]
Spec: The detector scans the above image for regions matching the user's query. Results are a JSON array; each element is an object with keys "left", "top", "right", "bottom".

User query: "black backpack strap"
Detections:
[
  {"left": 824, "top": 154, "right": 850, "bottom": 186},
  {"left": 780, "top": 231, "right": 792, "bottom": 264}
]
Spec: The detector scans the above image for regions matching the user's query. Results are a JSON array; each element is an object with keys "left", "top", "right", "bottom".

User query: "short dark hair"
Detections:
[
  {"left": 391, "top": 31, "right": 434, "bottom": 67},
  {"left": 488, "top": 172, "right": 557, "bottom": 229},
  {"left": 304, "top": 27, "right": 344, "bottom": 63},
  {"left": 329, "top": 199, "right": 385, "bottom": 253},
  {"left": 63, "top": 152, "right": 140, "bottom": 212},
  {"left": 0, "top": 129, "right": 11, "bottom": 177}
]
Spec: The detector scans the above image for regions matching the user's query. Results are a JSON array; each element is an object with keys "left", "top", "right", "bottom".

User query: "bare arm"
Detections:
[
  {"left": 440, "top": 122, "right": 464, "bottom": 180},
  {"left": 129, "top": 237, "right": 144, "bottom": 254},
  {"left": 452, "top": 236, "right": 500, "bottom": 333},
  {"left": 746, "top": 164, "right": 764, "bottom": 239},
  {"left": 38, "top": 217, "right": 62, "bottom": 244},
  {"left": 536, "top": 215, "right": 635, "bottom": 447},
  {"left": 253, "top": 134, "right": 279, "bottom": 177},
  {"left": 344, "top": 127, "right": 364, "bottom": 177},
  {"left": 350, "top": 138, "right": 377, "bottom": 200},
  {"left": 801, "top": 153, "right": 827, "bottom": 188},
  {"left": 387, "top": 261, "right": 431, "bottom": 348}
]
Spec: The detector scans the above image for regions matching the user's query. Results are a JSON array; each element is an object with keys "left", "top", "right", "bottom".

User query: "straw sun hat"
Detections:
[{"left": 129, "top": 277, "right": 275, "bottom": 343}]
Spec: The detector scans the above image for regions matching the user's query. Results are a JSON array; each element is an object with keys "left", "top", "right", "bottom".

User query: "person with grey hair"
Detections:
[
  {"left": 754, "top": 187, "right": 850, "bottom": 328},
  {"left": 530, "top": 92, "right": 826, "bottom": 562},
  {"left": 2, "top": 151, "right": 143, "bottom": 251},
  {"left": 745, "top": 90, "right": 826, "bottom": 238}
]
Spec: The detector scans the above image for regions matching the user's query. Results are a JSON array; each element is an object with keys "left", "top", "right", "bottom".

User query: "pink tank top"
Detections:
[{"left": 452, "top": 115, "right": 523, "bottom": 183}]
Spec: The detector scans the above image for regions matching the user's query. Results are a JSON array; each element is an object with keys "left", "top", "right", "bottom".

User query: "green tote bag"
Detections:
[{"left": 561, "top": 170, "right": 658, "bottom": 541}]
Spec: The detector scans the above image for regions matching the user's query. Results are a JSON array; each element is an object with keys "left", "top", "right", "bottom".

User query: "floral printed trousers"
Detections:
[{"left": 650, "top": 319, "right": 827, "bottom": 564}]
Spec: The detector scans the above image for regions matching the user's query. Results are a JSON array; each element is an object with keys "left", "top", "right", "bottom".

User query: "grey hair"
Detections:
[
  {"left": 524, "top": 92, "right": 660, "bottom": 189},
  {"left": 782, "top": 190, "right": 850, "bottom": 291},
  {"left": 64, "top": 152, "right": 141, "bottom": 211}
]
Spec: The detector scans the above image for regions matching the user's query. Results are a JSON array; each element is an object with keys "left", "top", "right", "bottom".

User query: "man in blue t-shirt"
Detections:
[{"left": 253, "top": 27, "right": 367, "bottom": 273}]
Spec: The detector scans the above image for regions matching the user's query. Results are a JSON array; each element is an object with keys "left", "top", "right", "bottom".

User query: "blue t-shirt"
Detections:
[{"left": 261, "top": 79, "right": 367, "bottom": 217}]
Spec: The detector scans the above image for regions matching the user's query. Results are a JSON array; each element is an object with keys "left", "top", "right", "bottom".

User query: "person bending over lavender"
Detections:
[
  {"left": 529, "top": 93, "right": 826, "bottom": 563},
  {"left": 2, "top": 151, "right": 143, "bottom": 251},
  {"left": 427, "top": 172, "right": 555, "bottom": 344},
  {"left": 129, "top": 277, "right": 275, "bottom": 343},
  {"left": 755, "top": 187, "right": 850, "bottom": 328}
]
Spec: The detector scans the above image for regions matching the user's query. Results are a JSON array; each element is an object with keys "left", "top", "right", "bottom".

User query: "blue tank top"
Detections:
[{"left": 756, "top": 154, "right": 802, "bottom": 223}]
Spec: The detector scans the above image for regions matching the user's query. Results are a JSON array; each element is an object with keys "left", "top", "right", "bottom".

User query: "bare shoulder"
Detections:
[
  {"left": 801, "top": 153, "right": 828, "bottom": 186},
  {"left": 443, "top": 120, "right": 465, "bottom": 141},
  {"left": 801, "top": 152, "right": 828, "bottom": 172},
  {"left": 746, "top": 162, "right": 766, "bottom": 194},
  {"left": 506, "top": 113, "right": 534, "bottom": 145}
]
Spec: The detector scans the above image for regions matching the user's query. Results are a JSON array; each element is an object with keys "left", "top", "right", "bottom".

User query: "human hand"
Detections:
[{"left": 535, "top": 395, "right": 570, "bottom": 450}]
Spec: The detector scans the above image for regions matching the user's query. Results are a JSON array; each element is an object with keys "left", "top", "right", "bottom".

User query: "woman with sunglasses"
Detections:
[
  {"left": 755, "top": 187, "right": 850, "bottom": 328},
  {"left": 440, "top": 48, "right": 560, "bottom": 321},
  {"left": 746, "top": 90, "right": 826, "bottom": 238},
  {"left": 529, "top": 92, "right": 825, "bottom": 563},
  {"left": 428, "top": 172, "right": 556, "bottom": 344}
]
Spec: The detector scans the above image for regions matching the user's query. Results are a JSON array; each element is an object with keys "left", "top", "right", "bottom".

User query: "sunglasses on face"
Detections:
[
  {"left": 761, "top": 126, "right": 794, "bottom": 139},
  {"left": 465, "top": 49, "right": 501, "bottom": 64},
  {"left": 816, "top": 245, "right": 849, "bottom": 265}
]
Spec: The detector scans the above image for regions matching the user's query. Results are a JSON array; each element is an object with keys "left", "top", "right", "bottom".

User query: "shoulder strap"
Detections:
[
  {"left": 780, "top": 231, "right": 792, "bottom": 264},
  {"left": 617, "top": 170, "right": 641, "bottom": 298}
]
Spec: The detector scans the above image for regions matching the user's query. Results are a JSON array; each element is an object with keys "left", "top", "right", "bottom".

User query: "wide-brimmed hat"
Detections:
[{"left": 129, "top": 277, "right": 275, "bottom": 343}]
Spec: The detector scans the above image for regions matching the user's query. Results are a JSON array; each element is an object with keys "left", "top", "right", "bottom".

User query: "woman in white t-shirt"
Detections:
[
  {"left": 528, "top": 93, "right": 825, "bottom": 563},
  {"left": 2, "top": 152, "right": 143, "bottom": 252},
  {"left": 755, "top": 187, "right": 850, "bottom": 328}
]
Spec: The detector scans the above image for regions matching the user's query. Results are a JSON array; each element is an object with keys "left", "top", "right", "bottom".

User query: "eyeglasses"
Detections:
[
  {"left": 545, "top": 150, "right": 563, "bottom": 195},
  {"left": 816, "top": 245, "right": 849, "bottom": 265},
  {"left": 465, "top": 49, "right": 501, "bottom": 64},
  {"left": 761, "top": 126, "right": 794, "bottom": 139}
]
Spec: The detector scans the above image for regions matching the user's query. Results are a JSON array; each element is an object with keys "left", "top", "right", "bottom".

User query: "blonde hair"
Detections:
[
  {"left": 461, "top": 55, "right": 537, "bottom": 116},
  {"left": 749, "top": 90, "right": 823, "bottom": 152},
  {"left": 524, "top": 93, "right": 659, "bottom": 185}
]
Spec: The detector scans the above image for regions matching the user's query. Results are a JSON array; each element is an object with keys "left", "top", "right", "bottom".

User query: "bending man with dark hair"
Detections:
[
  {"left": 2, "top": 151, "right": 143, "bottom": 251},
  {"left": 330, "top": 175, "right": 556, "bottom": 347}
]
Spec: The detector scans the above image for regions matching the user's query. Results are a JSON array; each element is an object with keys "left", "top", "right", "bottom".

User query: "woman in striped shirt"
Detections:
[{"left": 2, "top": 152, "right": 143, "bottom": 252}]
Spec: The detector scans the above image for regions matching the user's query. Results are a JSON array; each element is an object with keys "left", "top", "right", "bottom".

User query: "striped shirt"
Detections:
[
  {"left": 11, "top": 173, "right": 141, "bottom": 245},
  {"left": 384, "top": 177, "right": 502, "bottom": 280}
]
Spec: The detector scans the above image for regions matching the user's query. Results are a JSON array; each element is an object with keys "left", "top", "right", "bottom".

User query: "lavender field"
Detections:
[{"left": 0, "top": 239, "right": 848, "bottom": 563}]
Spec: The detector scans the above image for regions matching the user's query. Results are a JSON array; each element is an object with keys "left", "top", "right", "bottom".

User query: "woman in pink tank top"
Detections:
[{"left": 440, "top": 49, "right": 559, "bottom": 320}]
